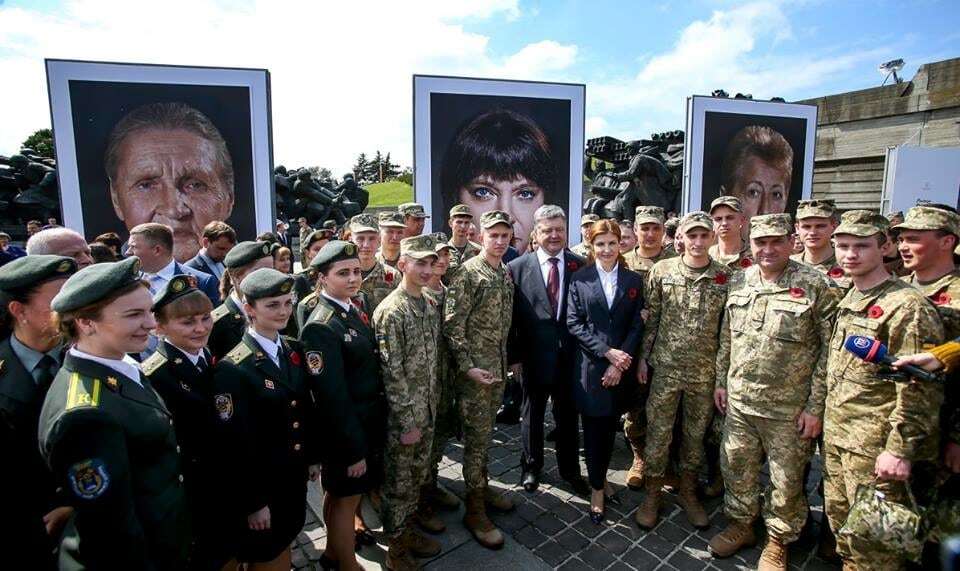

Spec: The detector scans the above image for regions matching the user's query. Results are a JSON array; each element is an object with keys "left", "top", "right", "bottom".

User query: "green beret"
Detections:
[
  {"left": 480, "top": 210, "right": 511, "bottom": 229},
  {"left": 679, "top": 211, "right": 714, "bottom": 233},
  {"left": 398, "top": 202, "right": 429, "bottom": 218},
  {"left": 239, "top": 268, "right": 295, "bottom": 302},
  {"left": 302, "top": 229, "right": 331, "bottom": 249},
  {"left": 349, "top": 214, "right": 379, "bottom": 234},
  {"left": 224, "top": 241, "right": 273, "bottom": 269},
  {"left": 834, "top": 210, "right": 889, "bottom": 237},
  {"left": 309, "top": 240, "right": 359, "bottom": 270},
  {"left": 634, "top": 206, "right": 666, "bottom": 225},
  {"left": 401, "top": 235, "right": 439, "bottom": 259},
  {"left": 892, "top": 206, "right": 960, "bottom": 238},
  {"left": 379, "top": 212, "right": 406, "bottom": 228},
  {"left": 51, "top": 257, "right": 143, "bottom": 313},
  {"left": 580, "top": 214, "right": 600, "bottom": 226},
  {"left": 152, "top": 274, "right": 199, "bottom": 312},
  {"left": 710, "top": 196, "right": 742, "bottom": 214},
  {"left": 750, "top": 213, "right": 793, "bottom": 239},
  {"left": 449, "top": 204, "right": 473, "bottom": 219},
  {"left": 796, "top": 199, "right": 836, "bottom": 220},
  {"left": 0, "top": 255, "right": 77, "bottom": 293}
]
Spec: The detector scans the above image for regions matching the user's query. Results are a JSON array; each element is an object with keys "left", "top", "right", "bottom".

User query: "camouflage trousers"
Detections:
[
  {"left": 643, "top": 375, "right": 714, "bottom": 478},
  {"left": 383, "top": 422, "right": 436, "bottom": 537},
  {"left": 721, "top": 404, "right": 812, "bottom": 542},
  {"left": 623, "top": 382, "right": 650, "bottom": 453},
  {"left": 822, "top": 442, "right": 914, "bottom": 570},
  {"left": 429, "top": 373, "right": 461, "bottom": 483},
  {"left": 457, "top": 371, "right": 505, "bottom": 493}
]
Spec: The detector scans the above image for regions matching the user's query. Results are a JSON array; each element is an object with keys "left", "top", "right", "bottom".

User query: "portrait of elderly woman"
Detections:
[
  {"left": 105, "top": 102, "right": 236, "bottom": 262},
  {"left": 719, "top": 125, "right": 794, "bottom": 225}
]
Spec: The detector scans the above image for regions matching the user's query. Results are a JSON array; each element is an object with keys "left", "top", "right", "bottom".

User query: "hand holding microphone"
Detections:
[{"left": 843, "top": 335, "right": 942, "bottom": 383}]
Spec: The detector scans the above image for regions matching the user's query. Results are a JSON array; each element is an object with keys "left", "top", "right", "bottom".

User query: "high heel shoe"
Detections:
[{"left": 590, "top": 509, "right": 605, "bottom": 525}]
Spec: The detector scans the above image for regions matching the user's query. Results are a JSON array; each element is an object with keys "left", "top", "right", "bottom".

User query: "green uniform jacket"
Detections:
[
  {"left": 708, "top": 243, "right": 754, "bottom": 271},
  {"left": 38, "top": 353, "right": 189, "bottom": 570},
  {"left": 445, "top": 240, "right": 481, "bottom": 281},
  {"left": 361, "top": 260, "right": 401, "bottom": 315},
  {"left": 208, "top": 295, "right": 246, "bottom": 360}
]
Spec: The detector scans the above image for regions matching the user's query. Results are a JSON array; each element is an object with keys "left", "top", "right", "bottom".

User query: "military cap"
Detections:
[
  {"left": 433, "top": 232, "right": 453, "bottom": 252},
  {"left": 709, "top": 195, "right": 743, "bottom": 214},
  {"left": 401, "top": 234, "right": 439, "bottom": 259},
  {"left": 309, "top": 240, "right": 359, "bottom": 270},
  {"left": 224, "top": 240, "right": 273, "bottom": 269},
  {"left": 750, "top": 213, "right": 793, "bottom": 239},
  {"left": 449, "top": 204, "right": 473, "bottom": 219},
  {"left": 580, "top": 214, "right": 600, "bottom": 227},
  {"left": 679, "top": 211, "right": 714, "bottom": 233},
  {"left": 833, "top": 210, "right": 889, "bottom": 237},
  {"left": 349, "top": 213, "right": 379, "bottom": 234},
  {"left": 152, "top": 274, "right": 200, "bottom": 312},
  {"left": 239, "top": 268, "right": 295, "bottom": 302},
  {"left": 479, "top": 210, "right": 512, "bottom": 229},
  {"left": 302, "top": 228, "right": 331, "bottom": 248},
  {"left": 379, "top": 211, "right": 407, "bottom": 228},
  {"left": 0, "top": 254, "right": 76, "bottom": 292},
  {"left": 796, "top": 199, "right": 837, "bottom": 220},
  {"left": 322, "top": 219, "right": 337, "bottom": 230},
  {"left": 51, "top": 256, "right": 143, "bottom": 313},
  {"left": 891, "top": 205, "right": 960, "bottom": 238},
  {"left": 664, "top": 218, "right": 680, "bottom": 231},
  {"left": 886, "top": 211, "right": 904, "bottom": 222},
  {"left": 635, "top": 206, "right": 666, "bottom": 225},
  {"left": 398, "top": 202, "right": 429, "bottom": 218}
]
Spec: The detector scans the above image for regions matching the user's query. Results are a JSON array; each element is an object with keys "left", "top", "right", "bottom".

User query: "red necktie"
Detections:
[{"left": 547, "top": 257, "right": 560, "bottom": 319}]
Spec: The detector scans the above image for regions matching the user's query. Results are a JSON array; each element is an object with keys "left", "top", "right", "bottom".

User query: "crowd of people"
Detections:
[{"left": 1, "top": 194, "right": 958, "bottom": 571}]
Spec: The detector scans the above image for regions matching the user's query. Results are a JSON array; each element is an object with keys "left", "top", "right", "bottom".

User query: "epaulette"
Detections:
[
  {"left": 226, "top": 343, "right": 253, "bottom": 365},
  {"left": 211, "top": 304, "right": 231, "bottom": 323},
  {"left": 141, "top": 351, "right": 167, "bottom": 377},
  {"left": 65, "top": 372, "right": 103, "bottom": 410},
  {"left": 301, "top": 292, "right": 319, "bottom": 310},
  {"left": 313, "top": 303, "right": 334, "bottom": 324}
]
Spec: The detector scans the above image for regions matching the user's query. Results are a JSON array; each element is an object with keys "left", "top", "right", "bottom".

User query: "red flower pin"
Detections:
[
  {"left": 567, "top": 261, "right": 578, "bottom": 272},
  {"left": 360, "top": 311, "right": 370, "bottom": 326},
  {"left": 714, "top": 273, "right": 728, "bottom": 285},
  {"left": 628, "top": 287, "right": 638, "bottom": 299},
  {"left": 740, "top": 258, "right": 753, "bottom": 268},
  {"left": 790, "top": 287, "right": 805, "bottom": 298},
  {"left": 828, "top": 267, "right": 844, "bottom": 279},
  {"left": 384, "top": 272, "right": 394, "bottom": 284},
  {"left": 289, "top": 352, "right": 301, "bottom": 366},
  {"left": 935, "top": 292, "right": 952, "bottom": 306},
  {"left": 867, "top": 305, "right": 884, "bottom": 319}
]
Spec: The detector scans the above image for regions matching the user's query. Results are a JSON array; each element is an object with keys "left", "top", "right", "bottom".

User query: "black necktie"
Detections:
[
  {"left": 35, "top": 355, "right": 57, "bottom": 389},
  {"left": 196, "top": 357, "right": 207, "bottom": 373}
]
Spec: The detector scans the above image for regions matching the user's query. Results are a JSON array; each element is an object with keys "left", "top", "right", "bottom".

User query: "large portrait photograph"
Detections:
[
  {"left": 683, "top": 96, "right": 817, "bottom": 224},
  {"left": 414, "top": 75, "right": 585, "bottom": 250},
  {"left": 46, "top": 59, "right": 273, "bottom": 262}
]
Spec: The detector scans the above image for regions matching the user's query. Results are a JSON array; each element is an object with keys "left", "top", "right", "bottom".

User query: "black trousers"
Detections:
[
  {"left": 581, "top": 414, "right": 619, "bottom": 491},
  {"left": 520, "top": 376, "right": 580, "bottom": 477}
]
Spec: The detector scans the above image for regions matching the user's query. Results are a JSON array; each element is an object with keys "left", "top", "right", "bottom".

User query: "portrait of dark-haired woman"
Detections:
[{"left": 441, "top": 108, "right": 558, "bottom": 252}]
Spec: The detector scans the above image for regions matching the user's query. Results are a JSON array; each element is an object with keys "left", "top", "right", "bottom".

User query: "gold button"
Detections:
[
  {"left": 178, "top": 474, "right": 184, "bottom": 483},
  {"left": 176, "top": 446, "right": 181, "bottom": 453},
  {"left": 169, "top": 419, "right": 174, "bottom": 426},
  {"left": 290, "top": 400, "right": 297, "bottom": 407},
  {"left": 292, "top": 422, "right": 300, "bottom": 429},
  {"left": 293, "top": 443, "right": 302, "bottom": 451}
]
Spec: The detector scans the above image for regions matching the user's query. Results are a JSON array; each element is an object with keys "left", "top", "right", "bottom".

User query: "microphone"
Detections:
[{"left": 843, "top": 335, "right": 941, "bottom": 383}]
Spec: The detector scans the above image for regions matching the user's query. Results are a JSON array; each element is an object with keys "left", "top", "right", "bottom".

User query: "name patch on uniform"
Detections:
[
  {"left": 306, "top": 351, "right": 324, "bottom": 375},
  {"left": 68, "top": 459, "right": 109, "bottom": 500},
  {"left": 264, "top": 379, "right": 275, "bottom": 389},
  {"left": 214, "top": 393, "right": 234, "bottom": 420}
]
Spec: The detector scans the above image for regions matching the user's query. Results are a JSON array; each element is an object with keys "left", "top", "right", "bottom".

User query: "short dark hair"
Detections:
[
  {"left": 94, "top": 232, "right": 123, "bottom": 252},
  {"left": 88, "top": 242, "right": 117, "bottom": 263},
  {"left": 130, "top": 223, "right": 174, "bottom": 253},
  {"left": 440, "top": 109, "right": 556, "bottom": 213},
  {"left": 201, "top": 220, "right": 237, "bottom": 243},
  {"left": 721, "top": 125, "right": 794, "bottom": 193}
]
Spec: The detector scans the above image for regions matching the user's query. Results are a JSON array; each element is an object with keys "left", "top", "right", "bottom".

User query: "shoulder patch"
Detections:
[
  {"left": 68, "top": 459, "right": 110, "bottom": 500},
  {"left": 65, "top": 372, "right": 102, "bottom": 410},
  {"left": 141, "top": 351, "right": 167, "bottom": 376},
  {"left": 211, "top": 304, "right": 231, "bottom": 322},
  {"left": 226, "top": 343, "right": 253, "bottom": 365}
]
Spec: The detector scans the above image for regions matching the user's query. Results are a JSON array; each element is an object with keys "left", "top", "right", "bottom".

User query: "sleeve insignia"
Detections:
[
  {"left": 264, "top": 379, "right": 275, "bottom": 389},
  {"left": 214, "top": 393, "right": 234, "bottom": 420},
  {"left": 306, "top": 351, "right": 324, "bottom": 375},
  {"left": 68, "top": 459, "right": 110, "bottom": 500}
]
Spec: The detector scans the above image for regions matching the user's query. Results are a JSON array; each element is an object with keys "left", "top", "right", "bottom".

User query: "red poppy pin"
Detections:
[
  {"left": 789, "top": 287, "right": 805, "bottom": 298},
  {"left": 360, "top": 311, "right": 370, "bottom": 326},
  {"left": 828, "top": 267, "right": 844, "bottom": 279},
  {"left": 567, "top": 261, "right": 578, "bottom": 272},
  {"left": 867, "top": 305, "right": 884, "bottom": 319},
  {"left": 628, "top": 287, "right": 638, "bottom": 299},
  {"left": 934, "top": 291, "right": 952, "bottom": 306},
  {"left": 384, "top": 272, "right": 394, "bottom": 284},
  {"left": 714, "top": 273, "right": 728, "bottom": 285},
  {"left": 739, "top": 258, "right": 753, "bottom": 268},
  {"left": 289, "top": 352, "right": 302, "bottom": 367}
]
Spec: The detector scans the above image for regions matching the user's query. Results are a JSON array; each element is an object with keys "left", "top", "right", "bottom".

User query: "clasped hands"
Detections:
[{"left": 603, "top": 348, "right": 632, "bottom": 387}]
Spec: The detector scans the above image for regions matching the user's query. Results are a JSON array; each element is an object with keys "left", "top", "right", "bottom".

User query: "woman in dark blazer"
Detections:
[{"left": 566, "top": 219, "right": 644, "bottom": 524}]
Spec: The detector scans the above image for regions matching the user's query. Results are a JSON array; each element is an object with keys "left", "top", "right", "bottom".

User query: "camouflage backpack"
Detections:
[{"left": 838, "top": 483, "right": 923, "bottom": 563}]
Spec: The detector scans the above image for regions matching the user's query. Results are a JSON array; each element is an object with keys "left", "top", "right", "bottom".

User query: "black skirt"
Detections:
[
  {"left": 321, "top": 449, "right": 383, "bottom": 497},
  {"left": 235, "top": 475, "right": 307, "bottom": 563}
]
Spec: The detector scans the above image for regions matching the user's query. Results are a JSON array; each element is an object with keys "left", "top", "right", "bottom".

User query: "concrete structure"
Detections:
[{"left": 800, "top": 57, "right": 960, "bottom": 210}]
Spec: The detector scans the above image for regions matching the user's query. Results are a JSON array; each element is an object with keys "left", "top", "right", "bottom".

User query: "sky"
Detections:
[{"left": 1, "top": 0, "right": 958, "bottom": 175}]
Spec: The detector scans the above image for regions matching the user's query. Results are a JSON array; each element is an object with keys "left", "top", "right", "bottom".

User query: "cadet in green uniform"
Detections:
[
  {"left": 300, "top": 241, "right": 386, "bottom": 571},
  {"left": 142, "top": 275, "right": 237, "bottom": 569},
  {"left": 569, "top": 214, "right": 599, "bottom": 258},
  {"left": 378, "top": 212, "right": 406, "bottom": 270},
  {"left": 211, "top": 268, "right": 318, "bottom": 570},
  {"left": 349, "top": 213, "right": 402, "bottom": 315},
  {"left": 708, "top": 196, "right": 754, "bottom": 270},
  {"left": 824, "top": 211, "right": 944, "bottom": 570},
  {"left": 292, "top": 228, "right": 331, "bottom": 301},
  {"left": 446, "top": 204, "right": 481, "bottom": 278},
  {"left": 0, "top": 255, "right": 76, "bottom": 569},
  {"left": 208, "top": 241, "right": 275, "bottom": 360},
  {"left": 39, "top": 257, "right": 190, "bottom": 570},
  {"left": 375, "top": 234, "right": 444, "bottom": 570}
]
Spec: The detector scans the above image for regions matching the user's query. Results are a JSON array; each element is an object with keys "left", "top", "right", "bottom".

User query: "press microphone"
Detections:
[{"left": 843, "top": 335, "right": 941, "bottom": 383}]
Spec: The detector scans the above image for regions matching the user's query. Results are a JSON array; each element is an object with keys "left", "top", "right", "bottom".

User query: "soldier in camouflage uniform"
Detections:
[
  {"left": 398, "top": 202, "right": 429, "bottom": 238},
  {"left": 635, "top": 212, "right": 729, "bottom": 530},
  {"left": 824, "top": 210, "right": 944, "bottom": 570},
  {"left": 374, "top": 234, "right": 443, "bottom": 570},
  {"left": 446, "top": 204, "right": 481, "bottom": 278},
  {"left": 708, "top": 196, "right": 754, "bottom": 271},
  {"left": 347, "top": 214, "right": 401, "bottom": 315},
  {"left": 570, "top": 214, "right": 599, "bottom": 258},
  {"left": 378, "top": 212, "right": 406, "bottom": 270},
  {"left": 708, "top": 214, "right": 837, "bottom": 570},
  {"left": 791, "top": 199, "right": 849, "bottom": 290},
  {"left": 442, "top": 210, "right": 514, "bottom": 550}
]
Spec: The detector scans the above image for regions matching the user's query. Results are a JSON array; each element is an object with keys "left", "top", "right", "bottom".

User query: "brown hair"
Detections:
[
  {"left": 130, "top": 222, "right": 174, "bottom": 253},
  {"left": 54, "top": 280, "right": 149, "bottom": 342},
  {"left": 94, "top": 232, "right": 123, "bottom": 253},
  {"left": 201, "top": 220, "right": 237, "bottom": 243},
  {"left": 156, "top": 290, "right": 214, "bottom": 324},
  {"left": 721, "top": 125, "right": 794, "bottom": 194},
  {"left": 586, "top": 219, "right": 626, "bottom": 267}
]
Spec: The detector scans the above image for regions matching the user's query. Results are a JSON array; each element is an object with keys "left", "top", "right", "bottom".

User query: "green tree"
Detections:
[
  {"left": 21, "top": 128, "right": 55, "bottom": 159},
  {"left": 353, "top": 153, "right": 369, "bottom": 182},
  {"left": 382, "top": 152, "right": 400, "bottom": 180}
]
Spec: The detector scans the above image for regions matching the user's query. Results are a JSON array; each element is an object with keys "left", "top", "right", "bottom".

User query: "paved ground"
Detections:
[{"left": 293, "top": 409, "right": 841, "bottom": 570}]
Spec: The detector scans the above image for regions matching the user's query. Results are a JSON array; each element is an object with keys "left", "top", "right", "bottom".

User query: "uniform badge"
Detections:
[
  {"left": 789, "top": 287, "right": 805, "bottom": 298},
  {"left": 57, "top": 260, "right": 72, "bottom": 273},
  {"left": 105, "top": 376, "right": 118, "bottom": 391},
  {"left": 306, "top": 351, "right": 324, "bottom": 375},
  {"left": 934, "top": 291, "right": 952, "bottom": 306},
  {"left": 264, "top": 379, "right": 275, "bottom": 389},
  {"left": 172, "top": 279, "right": 185, "bottom": 293},
  {"left": 377, "top": 334, "right": 390, "bottom": 362},
  {"left": 289, "top": 352, "right": 301, "bottom": 366},
  {"left": 180, "top": 381, "right": 191, "bottom": 392},
  {"left": 68, "top": 459, "right": 110, "bottom": 500},
  {"left": 234, "top": 313, "right": 242, "bottom": 321},
  {"left": 173, "top": 357, "right": 183, "bottom": 365},
  {"left": 348, "top": 328, "right": 358, "bottom": 337},
  {"left": 344, "top": 333, "right": 352, "bottom": 342},
  {"left": 214, "top": 393, "right": 234, "bottom": 420},
  {"left": 867, "top": 305, "right": 884, "bottom": 319},
  {"left": 340, "top": 312, "right": 348, "bottom": 319}
]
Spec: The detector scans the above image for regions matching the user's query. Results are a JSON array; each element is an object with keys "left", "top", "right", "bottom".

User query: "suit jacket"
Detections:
[
  {"left": 507, "top": 250, "right": 585, "bottom": 387},
  {"left": 184, "top": 252, "right": 219, "bottom": 281},
  {"left": 566, "top": 263, "right": 645, "bottom": 417},
  {"left": 173, "top": 262, "right": 220, "bottom": 305}
]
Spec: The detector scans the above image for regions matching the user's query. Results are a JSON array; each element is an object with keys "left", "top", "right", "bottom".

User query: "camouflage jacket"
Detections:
[
  {"left": 709, "top": 242, "right": 755, "bottom": 272},
  {"left": 424, "top": 285, "right": 452, "bottom": 386},
  {"left": 376, "top": 250, "right": 401, "bottom": 272},
  {"left": 824, "top": 277, "right": 944, "bottom": 461},
  {"left": 569, "top": 242, "right": 591, "bottom": 258},
  {"left": 791, "top": 251, "right": 851, "bottom": 291},
  {"left": 624, "top": 246, "right": 677, "bottom": 281},
  {"left": 361, "top": 260, "right": 401, "bottom": 315},
  {"left": 373, "top": 287, "right": 441, "bottom": 433},
  {"left": 641, "top": 256, "right": 730, "bottom": 383},
  {"left": 442, "top": 254, "right": 513, "bottom": 380},
  {"left": 717, "top": 261, "right": 837, "bottom": 420},
  {"left": 446, "top": 240, "right": 481, "bottom": 278}
]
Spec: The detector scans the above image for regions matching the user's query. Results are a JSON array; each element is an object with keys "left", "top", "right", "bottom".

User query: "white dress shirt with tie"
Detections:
[
  {"left": 69, "top": 347, "right": 144, "bottom": 386},
  {"left": 248, "top": 327, "right": 282, "bottom": 367},
  {"left": 536, "top": 248, "right": 565, "bottom": 319},
  {"left": 143, "top": 258, "right": 177, "bottom": 295},
  {"left": 596, "top": 262, "right": 619, "bottom": 309}
]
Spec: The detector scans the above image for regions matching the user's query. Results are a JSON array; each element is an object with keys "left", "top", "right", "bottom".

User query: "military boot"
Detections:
[
  {"left": 676, "top": 471, "right": 709, "bottom": 529},
  {"left": 626, "top": 449, "right": 645, "bottom": 490},
  {"left": 758, "top": 536, "right": 788, "bottom": 571},
  {"left": 423, "top": 482, "right": 460, "bottom": 511},
  {"left": 414, "top": 496, "right": 446, "bottom": 534},
  {"left": 403, "top": 527, "right": 442, "bottom": 558},
  {"left": 708, "top": 519, "right": 756, "bottom": 558},
  {"left": 702, "top": 473, "right": 724, "bottom": 499},
  {"left": 386, "top": 534, "right": 419, "bottom": 571},
  {"left": 484, "top": 485, "right": 515, "bottom": 513},
  {"left": 634, "top": 477, "right": 662, "bottom": 529},
  {"left": 463, "top": 490, "right": 505, "bottom": 550}
]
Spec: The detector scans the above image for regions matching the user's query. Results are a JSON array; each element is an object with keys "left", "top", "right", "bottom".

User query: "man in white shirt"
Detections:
[{"left": 127, "top": 223, "right": 220, "bottom": 304}]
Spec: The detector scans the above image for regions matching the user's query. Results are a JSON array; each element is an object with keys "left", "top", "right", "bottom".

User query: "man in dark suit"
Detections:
[
  {"left": 127, "top": 223, "right": 221, "bottom": 304},
  {"left": 184, "top": 220, "right": 236, "bottom": 286},
  {"left": 508, "top": 205, "right": 589, "bottom": 494}
]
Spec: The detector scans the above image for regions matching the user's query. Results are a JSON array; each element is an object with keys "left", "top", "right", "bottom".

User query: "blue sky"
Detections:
[{"left": 1, "top": 0, "right": 957, "bottom": 173}]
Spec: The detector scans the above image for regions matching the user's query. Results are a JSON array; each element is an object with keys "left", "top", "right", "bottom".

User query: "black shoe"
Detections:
[
  {"left": 590, "top": 509, "right": 604, "bottom": 525},
  {"left": 496, "top": 404, "right": 521, "bottom": 425},
  {"left": 545, "top": 427, "right": 557, "bottom": 442},
  {"left": 354, "top": 528, "right": 376, "bottom": 551},
  {"left": 319, "top": 553, "right": 339, "bottom": 569},
  {"left": 521, "top": 469, "right": 540, "bottom": 492},
  {"left": 561, "top": 474, "right": 591, "bottom": 496}
]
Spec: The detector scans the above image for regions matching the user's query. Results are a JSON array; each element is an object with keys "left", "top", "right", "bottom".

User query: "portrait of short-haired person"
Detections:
[
  {"left": 440, "top": 109, "right": 558, "bottom": 253},
  {"left": 720, "top": 125, "right": 794, "bottom": 235},
  {"left": 105, "top": 102, "right": 236, "bottom": 263}
]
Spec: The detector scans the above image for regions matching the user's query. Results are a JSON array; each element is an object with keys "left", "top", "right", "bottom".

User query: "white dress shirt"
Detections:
[
  {"left": 143, "top": 258, "right": 177, "bottom": 294},
  {"left": 199, "top": 249, "right": 225, "bottom": 279},
  {"left": 69, "top": 347, "right": 144, "bottom": 386},
  {"left": 596, "top": 262, "right": 619, "bottom": 309},
  {"left": 536, "top": 248, "right": 565, "bottom": 319},
  {"left": 167, "top": 341, "right": 207, "bottom": 369},
  {"left": 322, "top": 292, "right": 354, "bottom": 314},
  {"left": 248, "top": 327, "right": 281, "bottom": 367}
]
